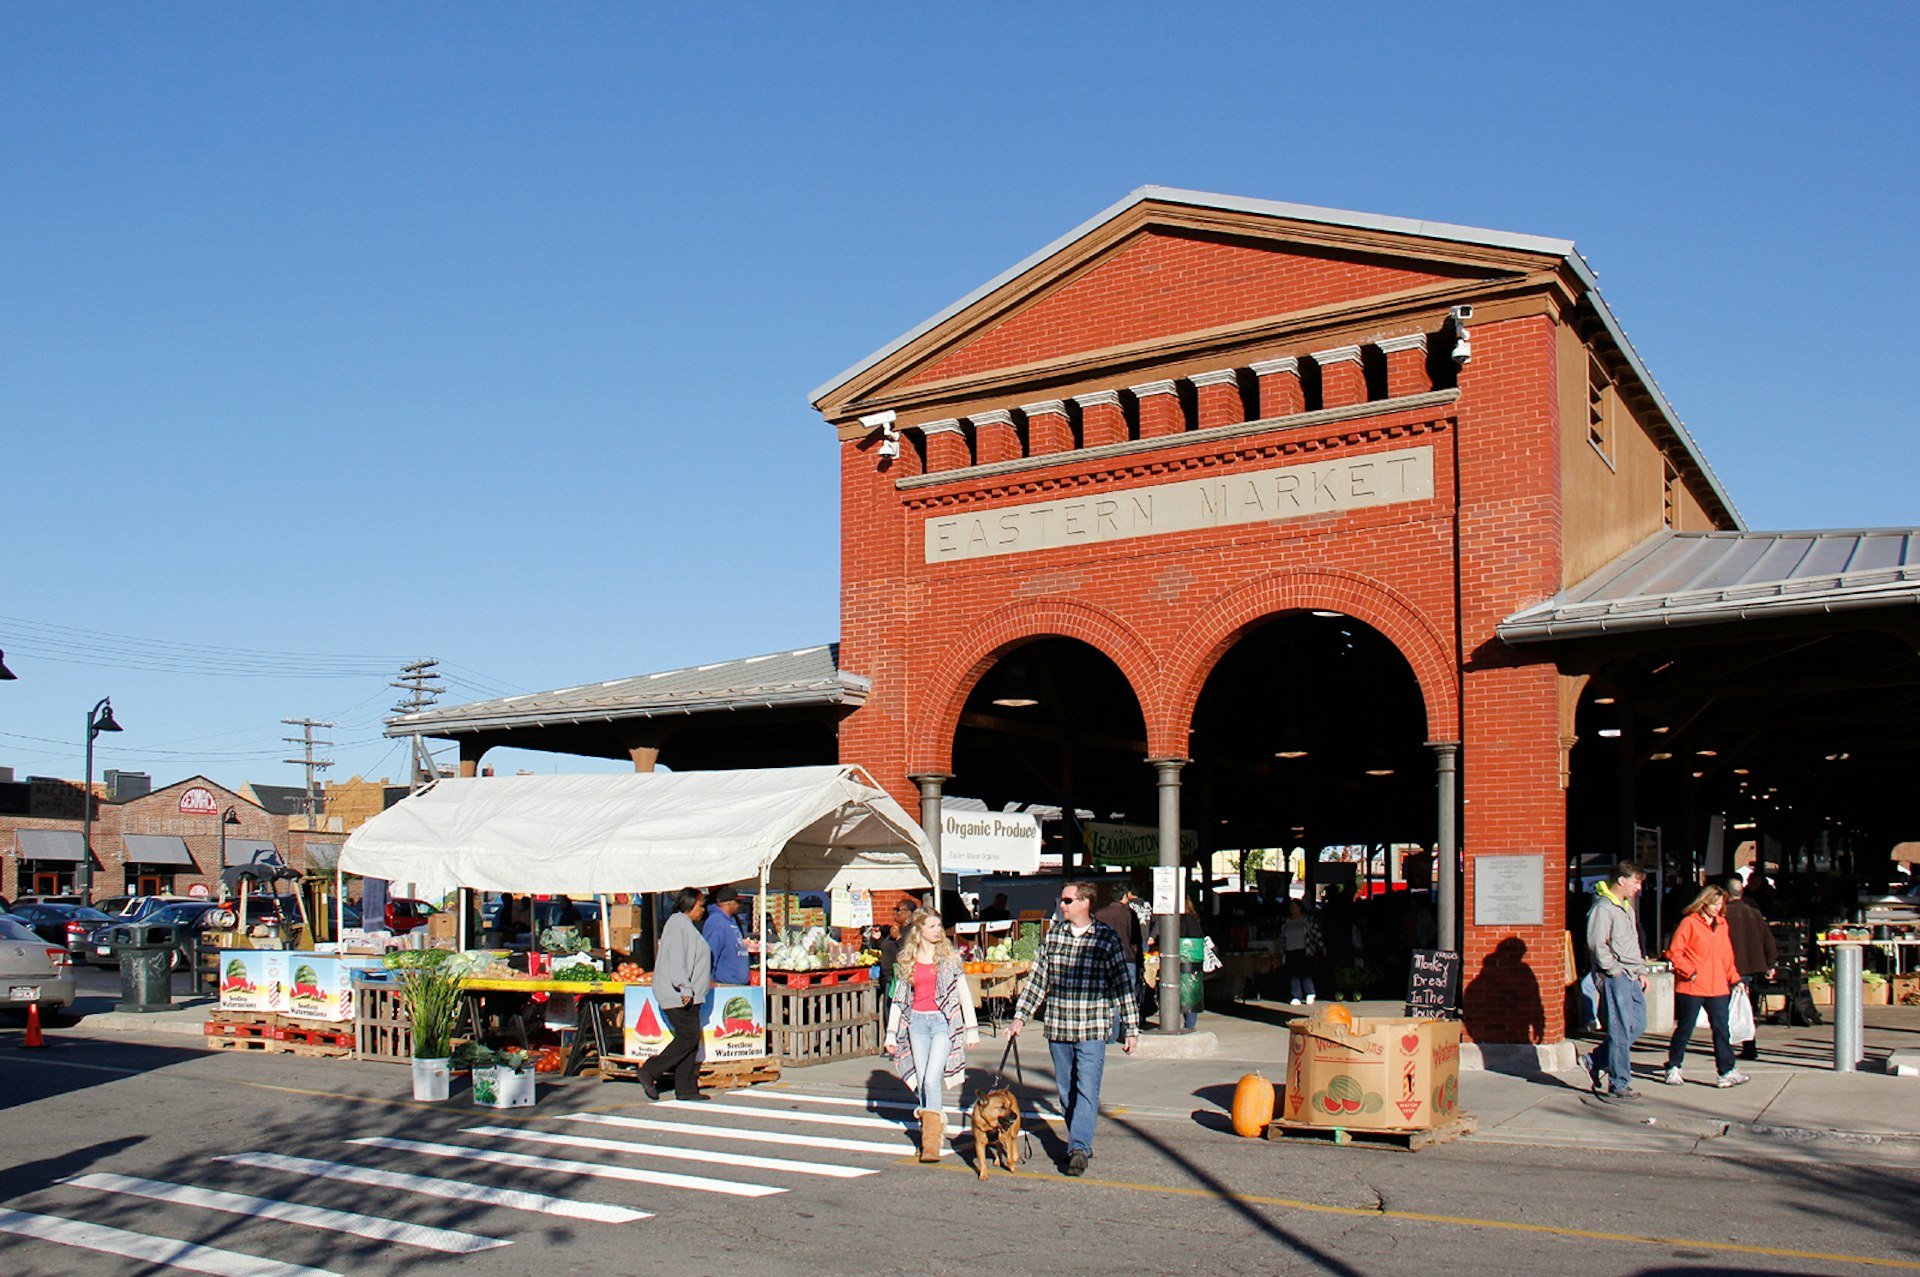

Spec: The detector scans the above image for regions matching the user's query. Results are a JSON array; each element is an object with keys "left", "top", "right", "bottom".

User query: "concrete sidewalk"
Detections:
[{"left": 46, "top": 988, "right": 1920, "bottom": 1163}]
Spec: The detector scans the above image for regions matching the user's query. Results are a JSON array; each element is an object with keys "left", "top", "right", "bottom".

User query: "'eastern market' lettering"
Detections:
[{"left": 925, "top": 446, "right": 1433, "bottom": 563}]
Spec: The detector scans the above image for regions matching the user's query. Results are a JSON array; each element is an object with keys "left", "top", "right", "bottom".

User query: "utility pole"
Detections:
[
  {"left": 390, "top": 658, "right": 443, "bottom": 793},
  {"left": 281, "top": 718, "right": 335, "bottom": 830}
]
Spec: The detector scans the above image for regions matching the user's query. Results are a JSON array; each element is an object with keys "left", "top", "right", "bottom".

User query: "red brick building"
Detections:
[
  {"left": 1, "top": 774, "right": 326, "bottom": 903},
  {"left": 809, "top": 188, "right": 1741, "bottom": 1054}
]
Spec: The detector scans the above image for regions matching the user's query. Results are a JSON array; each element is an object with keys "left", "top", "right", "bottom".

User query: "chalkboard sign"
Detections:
[{"left": 1404, "top": 949, "right": 1461, "bottom": 1019}]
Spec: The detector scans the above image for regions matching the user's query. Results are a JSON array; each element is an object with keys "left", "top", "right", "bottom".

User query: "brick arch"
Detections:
[
  {"left": 1159, "top": 569, "right": 1459, "bottom": 753},
  {"left": 908, "top": 598, "right": 1159, "bottom": 775}
]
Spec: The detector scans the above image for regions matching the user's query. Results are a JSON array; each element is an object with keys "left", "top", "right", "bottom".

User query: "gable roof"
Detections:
[
  {"left": 811, "top": 185, "right": 1741, "bottom": 529},
  {"left": 1498, "top": 529, "right": 1920, "bottom": 642}
]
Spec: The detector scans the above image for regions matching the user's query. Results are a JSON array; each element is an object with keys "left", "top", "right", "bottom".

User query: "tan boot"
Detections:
[{"left": 918, "top": 1108, "right": 945, "bottom": 1163}]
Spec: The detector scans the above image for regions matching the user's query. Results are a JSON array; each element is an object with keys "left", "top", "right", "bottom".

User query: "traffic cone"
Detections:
[{"left": 23, "top": 1003, "right": 46, "bottom": 1048}]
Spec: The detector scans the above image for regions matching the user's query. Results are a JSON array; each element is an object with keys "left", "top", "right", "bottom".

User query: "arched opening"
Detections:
[
  {"left": 950, "top": 636, "right": 1153, "bottom": 851},
  {"left": 1187, "top": 611, "right": 1435, "bottom": 996}
]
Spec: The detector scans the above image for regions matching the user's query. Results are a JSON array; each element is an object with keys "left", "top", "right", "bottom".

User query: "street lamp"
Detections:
[
  {"left": 219, "top": 805, "right": 242, "bottom": 871},
  {"left": 81, "top": 697, "right": 123, "bottom": 906}
]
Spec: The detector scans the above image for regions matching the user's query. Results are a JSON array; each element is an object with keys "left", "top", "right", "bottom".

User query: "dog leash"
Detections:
[{"left": 991, "top": 1035, "right": 1037, "bottom": 1163}]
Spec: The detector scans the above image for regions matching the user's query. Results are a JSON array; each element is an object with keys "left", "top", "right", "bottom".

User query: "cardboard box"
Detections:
[
  {"left": 1809, "top": 980, "right": 1833, "bottom": 1006},
  {"left": 1891, "top": 974, "right": 1919, "bottom": 1006},
  {"left": 1282, "top": 1015, "right": 1461, "bottom": 1131},
  {"left": 426, "top": 910, "right": 458, "bottom": 943}
]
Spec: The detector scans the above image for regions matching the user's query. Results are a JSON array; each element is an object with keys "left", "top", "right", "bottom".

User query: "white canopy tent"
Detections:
[{"left": 339, "top": 766, "right": 934, "bottom": 953}]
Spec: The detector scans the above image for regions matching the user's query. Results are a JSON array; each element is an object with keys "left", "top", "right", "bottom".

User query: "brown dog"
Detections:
[{"left": 970, "top": 1087, "right": 1021, "bottom": 1179}]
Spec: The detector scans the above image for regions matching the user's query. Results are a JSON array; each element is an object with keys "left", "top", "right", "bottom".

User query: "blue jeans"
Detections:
[
  {"left": 906, "top": 1009, "right": 950, "bottom": 1113},
  {"left": 1599, "top": 974, "right": 1646, "bottom": 1093},
  {"left": 1668, "top": 991, "right": 1735, "bottom": 1077},
  {"left": 1047, "top": 1037, "right": 1108, "bottom": 1156}
]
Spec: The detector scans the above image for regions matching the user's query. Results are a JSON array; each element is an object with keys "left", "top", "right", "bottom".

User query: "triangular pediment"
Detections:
[{"left": 815, "top": 189, "right": 1570, "bottom": 417}]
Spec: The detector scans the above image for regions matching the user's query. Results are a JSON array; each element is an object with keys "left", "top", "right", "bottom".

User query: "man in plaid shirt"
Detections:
[{"left": 1010, "top": 880, "right": 1139, "bottom": 1176}]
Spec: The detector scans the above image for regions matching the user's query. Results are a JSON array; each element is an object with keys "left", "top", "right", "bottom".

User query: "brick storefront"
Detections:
[{"left": 811, "top": 189, "right": 1737, "bottom": 1049}]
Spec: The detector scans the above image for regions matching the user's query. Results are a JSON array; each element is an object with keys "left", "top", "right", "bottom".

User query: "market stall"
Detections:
[{"left": 339, "top": 766, "right": 935, "bottom": 1075}]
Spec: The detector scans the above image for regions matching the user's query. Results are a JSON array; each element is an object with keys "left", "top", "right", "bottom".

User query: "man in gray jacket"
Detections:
[
  {"left": 640, "top": 887, "right": 713, "bottom": 1102},
  {"left": 1584, "top": 861, "right": 1650, "bottom": 1100}
]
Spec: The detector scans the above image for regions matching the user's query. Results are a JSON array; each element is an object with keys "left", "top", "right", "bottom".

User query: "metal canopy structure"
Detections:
[
  {"left": 385, "top": 644, "right": 863, "bottom": 772},
  {"left": 1499, "top": 529, "right": 1920, "bottom": 643},
  {"left": 16, "top": 829, "right": 86, "bottom": 862},
  {"left": 1505, "top": 529, "right": 1920, "bottom": 871}
]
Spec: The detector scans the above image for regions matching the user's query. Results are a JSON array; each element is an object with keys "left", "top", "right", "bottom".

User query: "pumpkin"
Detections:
[
  {"left": 1230, "top": 1072, "right": 1275, "bottom": 1137},
  {"left": 1320, "top": 1004, "right": 1354, "bottom": 1029}
]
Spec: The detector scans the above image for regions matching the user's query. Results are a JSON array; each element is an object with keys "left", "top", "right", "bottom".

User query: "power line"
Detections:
[{"left": 282, "top": 718, "right": 335, "bottom": 828}]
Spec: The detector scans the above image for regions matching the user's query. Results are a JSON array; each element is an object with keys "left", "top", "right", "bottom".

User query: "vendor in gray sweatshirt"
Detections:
[{"left": 639, "top": 887, "right": 713, "bottom": 1102}]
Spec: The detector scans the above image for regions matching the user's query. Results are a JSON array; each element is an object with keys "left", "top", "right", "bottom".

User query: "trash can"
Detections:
[
  {"left": 111, "top": 921, "right": 178, "bottom": 1013},
  {"left": 1179, "top": 936, "right": 1205, "bottom": 1026}
]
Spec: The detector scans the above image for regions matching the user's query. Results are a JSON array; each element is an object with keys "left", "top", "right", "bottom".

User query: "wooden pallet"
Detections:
[
  {"left": 765, "top": 981, "right": 878, "bottom": 1067},
  {"left": 1264, "top": 1111, "right": 1476, "bottom": 1151},
  {"left": 598, "top": 1054, "right": 782, "bottom": 1090}
]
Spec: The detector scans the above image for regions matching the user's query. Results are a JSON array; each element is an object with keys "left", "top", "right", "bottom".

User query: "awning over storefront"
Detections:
[
  {"left": 224, "top": 838, "right": 282, "bottom": 867},
  {"left": 122, "top": 834, "right": 195, "bottom": 867},
  {"left": 17, "top": 829, "right": 86, "bottom": 862},
  {"left": 339, "top": 765, "right": 935, "bottom": 895}
]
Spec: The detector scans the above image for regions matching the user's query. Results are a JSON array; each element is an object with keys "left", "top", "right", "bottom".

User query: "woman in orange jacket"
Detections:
[{"left": 1663, "top": 884, "right": 1748, "bottom": 1088}]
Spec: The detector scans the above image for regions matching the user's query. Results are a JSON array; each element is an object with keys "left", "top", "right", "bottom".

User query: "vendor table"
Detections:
[
  {"left": 458, "top": 977, "right": 633, "bottom": 1078},
  {"left": 965, "top": 962, "right": 1029, "bottom": 1032}
]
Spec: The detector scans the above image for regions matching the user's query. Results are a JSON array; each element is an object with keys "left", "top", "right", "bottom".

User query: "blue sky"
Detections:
[{"left": 3, "top": 4, "right": 1915, "bottom": 790}]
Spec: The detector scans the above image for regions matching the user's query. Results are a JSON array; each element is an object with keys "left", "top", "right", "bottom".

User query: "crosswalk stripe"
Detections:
[
  {"left": 0, "top": 1209, "right": 343, "bottom": 1277},
  {"left": 215, "top": 1152, "right": 651, "bottom": 1224},
  {"left": 464, "top": 1124, "right": 878, "bottom": 1179},
  {"left": 62, "top": 1173, "right": 508, "bottom": 1254},
  {"left": 348, "top": 1137, "right": 786, "bottom": 1198},
  {"left": 564, "top": 1111, "right": 943, "bottom": 1158},
  {"left": 651, "top": 1099, "right": 914, "bottom": 1131},
  {"left": 734, "top": 1087, "right": 1060, "bottom": 1120}
]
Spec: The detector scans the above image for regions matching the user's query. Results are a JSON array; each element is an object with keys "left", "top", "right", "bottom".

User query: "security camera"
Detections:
[
  {"left": 1451, "top": 335, "right": 1472, "bottom": 365},
  {"left": 1449, "top": 304, "right": 1473, "bottom": 322},
  {"left": 859, "top": 410, "right": 898, "bottom": 432}
]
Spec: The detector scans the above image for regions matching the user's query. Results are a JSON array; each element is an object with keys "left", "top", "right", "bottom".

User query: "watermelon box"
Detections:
[{"left": 1281, "top": 1015, "right": 1462, "bottom": 1132}]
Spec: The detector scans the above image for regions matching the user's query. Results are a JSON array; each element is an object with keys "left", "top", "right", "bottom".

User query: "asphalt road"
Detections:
[{"left": 1, "top": 1027, "right": 1916, "bottom": 1277}]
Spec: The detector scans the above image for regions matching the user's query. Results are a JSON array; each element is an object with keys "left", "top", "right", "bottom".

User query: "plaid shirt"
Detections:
[{"left": 1013, "top": 919, "right": 1139, "bottom": 1043}]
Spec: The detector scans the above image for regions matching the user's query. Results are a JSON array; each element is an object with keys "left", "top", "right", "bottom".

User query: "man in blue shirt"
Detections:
[{"left": 702, "top": 884, "right": 750, "bottom": 985}]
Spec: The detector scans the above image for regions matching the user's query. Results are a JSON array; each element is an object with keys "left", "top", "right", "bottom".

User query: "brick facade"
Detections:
[
  {"left": 1, "top": 776, "right": 311, "bottom": 903},
  {"left": 813, "top": 192, "right": 1739, "bottom": 1047}
]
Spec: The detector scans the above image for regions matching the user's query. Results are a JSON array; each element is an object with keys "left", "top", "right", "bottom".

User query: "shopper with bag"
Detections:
[
  {"left": 1663, "top": 884, "right": 1749, "bottom": 1089},
  {"left": 885, "top": 909, "right": 977, "bottom": 1163},
  {"left": 1723, "top": 878, "right": 1777, "bottom": 1061}
]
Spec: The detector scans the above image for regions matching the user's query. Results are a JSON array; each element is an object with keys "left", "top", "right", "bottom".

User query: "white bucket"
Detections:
[{"left": 411, "top": 1056, "right": 451, "bottom": 1102}]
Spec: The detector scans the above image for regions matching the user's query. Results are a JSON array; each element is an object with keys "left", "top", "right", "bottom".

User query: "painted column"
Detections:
[
  {"left": 1130, "top": 378, "right": 1182, "bottom": 438},
  {"left": 1150, "top": 757, "right": 1187, "bottom": 1033},
  {"left": 1430, "top": 741, "right": 1460, "bottom": 952},
  {"left": 1190, "top": 368, "right": 1242, "bottom": 429},
  {"left": 1313, "top": 344, "right": 1367, "bottom": 407},
  {"left": 921, "top": 418, "right": 971, "bottom": 472},
  {"left": 1251, "top": 355, "right": 1303, "bottom": 418},
  {"left": 1378, "top": 332, "right": 1431, "bottom": 398},
  {"left": 909, "top": 773, "right": 949, "bottom": 886},
  {"left": 972, "top": 409, "right": 1021, "bottom": 465},
  {"left": 1021, "top": 399, "right": 1074, "bottom": 455}
]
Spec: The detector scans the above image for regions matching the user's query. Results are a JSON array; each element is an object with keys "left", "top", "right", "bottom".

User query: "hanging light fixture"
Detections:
[{"left": 990, "top": 659, "right": 1039, "bottom": 708}]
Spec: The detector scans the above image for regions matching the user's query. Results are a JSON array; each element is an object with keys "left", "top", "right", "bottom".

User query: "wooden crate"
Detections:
[
  {"left": 1265, "top": 1111, "right": 1477, "bottom": 1151},
  {"left": 353, "top": 975, "right": 412, "bottom": 1064},
  {"left": 598, "top": 1054, "right": 782, "bottom": 1090},
  {"left": 766, "top": 981, "right": 878, "bottom": 1066}
]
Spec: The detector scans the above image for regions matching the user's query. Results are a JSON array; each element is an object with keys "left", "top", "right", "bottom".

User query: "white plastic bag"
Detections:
[
  {"left": 1202, "top": 936, "right": 1223, "bottom": 974},
  {"left": 1728, "top": 985, "right": 1756, "bottom": 1045}
]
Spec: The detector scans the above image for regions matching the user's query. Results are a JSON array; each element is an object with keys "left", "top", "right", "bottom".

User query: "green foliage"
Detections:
[
  {"left": 383, "top": 949, "right": 490, "bottom": 1060},
  {"left": 551, "top": 962, "right": 602, "bottom": 983},
  {"left": 539, "top": 925, "right": 591, "bottom": 955},
  {"left": 1010, "top": 923, "right": 1040, "bottom": 962}
]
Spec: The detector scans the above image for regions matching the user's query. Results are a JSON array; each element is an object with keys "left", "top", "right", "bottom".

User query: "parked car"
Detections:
[
  {"left": 1, "top": 913, "right": 76, "bottom": 1020},
  {"left": 385, "top": 897, "right": 438, "bottom": 935},
  {"left": 92, "top": 894, "right": 196, "bottom": 919},
  {"left": 89, "top": 901, "right": 226, "bottom": 970},
  {"left": 9, "top": 902, "right": 118, "bottom": 963}
]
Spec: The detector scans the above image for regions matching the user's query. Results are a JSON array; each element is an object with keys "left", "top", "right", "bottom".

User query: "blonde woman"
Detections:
[
  {"left": 885, "top": 910, "right": 978, "bottom": 1162},
  {"left": 1663, "top": 884, "right": 1747, "bottom": 1088}
]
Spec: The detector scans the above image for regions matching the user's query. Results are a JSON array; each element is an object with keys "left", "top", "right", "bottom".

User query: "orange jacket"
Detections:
[{"left": 1666, "top": 912, "right": 1740, "bottom": 997}]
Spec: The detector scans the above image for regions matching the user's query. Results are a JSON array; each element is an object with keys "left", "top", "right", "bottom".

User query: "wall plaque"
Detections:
[{"left": 1473, "top": 854, "right": 1545, "bottom": 927}]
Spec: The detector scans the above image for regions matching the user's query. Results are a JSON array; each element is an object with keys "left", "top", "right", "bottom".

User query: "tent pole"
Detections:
[
  {"left": 335, "top": 867, "right": 345, "bottom": 943},
  {"left": 597, "top": 894, "right": 611, "bottom": 953},
  {"left": 757, "top": 866, "right": 768, "bottom": 985},
  {"left": 457, "top": 886, "right": 468, "bottom": 951}
]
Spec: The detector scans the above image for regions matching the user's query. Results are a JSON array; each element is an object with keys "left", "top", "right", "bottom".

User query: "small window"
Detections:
[
  {"left": 1587, "top": 356, "right": 1613, "bottom": 463},
  {"left": 1663, "top": 459, "right": 1681, "bottom": 528}
]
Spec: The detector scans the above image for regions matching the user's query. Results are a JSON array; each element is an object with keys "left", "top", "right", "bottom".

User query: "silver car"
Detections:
[{"left": 1, "top": 914, "right": 76, "bottom": 1019}]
